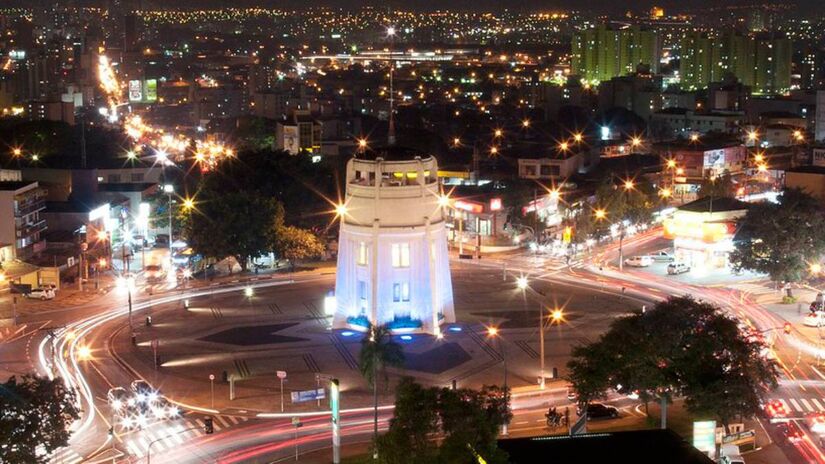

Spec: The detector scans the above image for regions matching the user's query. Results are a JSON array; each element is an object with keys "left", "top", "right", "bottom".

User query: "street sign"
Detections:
[
  {"left": 292, "top": 417, "right": 303, "bottom": 427},
  {"left": 570, "top": 413, "right": 586, "bottom": 435},
  {"left": 693, "top": 420, "right": 716, "bottom": 454},
  {"left": 277, "top": 370, "right": 287, "bottom": 379},
  {"left": 291, "top": 388, "right": 326, "bottom": 403}
]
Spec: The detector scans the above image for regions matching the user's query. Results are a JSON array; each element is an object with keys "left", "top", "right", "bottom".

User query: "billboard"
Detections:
[
  {"left": 814, "top": 148, "right": 825, "bottom": 167},
  {"left": 282, "top": 125, "right": 299, "bottom": 155},
  {"left": 144, "top": 79, "right": 158, "bottom": 102},
  {"left": 129, "top": 80, "right": 142, "bottom": 102}
]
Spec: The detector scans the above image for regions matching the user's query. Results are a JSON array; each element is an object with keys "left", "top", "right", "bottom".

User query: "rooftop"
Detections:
[
  {"left": 356, "top": 145, "right": 433, "bottom": 162},
  {"left": 679, "top": 196, "right": 750, "bottom": 213},
  {"left": 787, "top": 165, "right": 825, "bottom": 175},
  {"left": 499, "top": 430, "right": 714, "bottom": 464},
  {"left": 0, "top": 181, "right": 36, "bottom": 191}
]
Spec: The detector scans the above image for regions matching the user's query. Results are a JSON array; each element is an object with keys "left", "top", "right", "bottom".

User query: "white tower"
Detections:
[{"left": 334, "top": 149, "right": 455, "bottom": 335}]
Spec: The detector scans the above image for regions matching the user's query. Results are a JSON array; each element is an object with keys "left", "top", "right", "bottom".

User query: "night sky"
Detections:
[{"left": 40, "top": 0, "right": 805, "bottom": 14}]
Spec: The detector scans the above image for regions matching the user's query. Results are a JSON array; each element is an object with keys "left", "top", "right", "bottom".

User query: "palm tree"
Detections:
[{"left": 359, "top": 322, "right": 405, "bottom": 459}]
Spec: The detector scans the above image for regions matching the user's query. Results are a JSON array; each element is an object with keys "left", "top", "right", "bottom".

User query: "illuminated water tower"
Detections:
[{"left": 333, "top": 148, "right": 455, "bottom": 335}]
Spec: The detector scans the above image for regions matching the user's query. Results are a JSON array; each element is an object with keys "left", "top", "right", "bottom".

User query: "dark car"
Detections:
[{"left": 577, "top": 403, "right": 619, "bottom": 420}]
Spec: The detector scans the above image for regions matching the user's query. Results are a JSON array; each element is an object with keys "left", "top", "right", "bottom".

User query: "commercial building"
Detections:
[
  {"left": 333, "top": 148, "right": 454, "bottom": 335},
  {"left": 275, "top": 110, "right": 322, "bottom": 155},
  {"left": 785, "top": 166, "right": 825, "bottom": 205},
  {"left": 571, "top": 25, "right": 660, "bottom": 84},
  {"left": 663, "top": 197, "right": 749, "bottom": 270},
  {"left": 679, "top": 33, "right": 791, "bottom": 95},
  {"left": 0, "top": 181, "right": 47, "bottom": 262}
]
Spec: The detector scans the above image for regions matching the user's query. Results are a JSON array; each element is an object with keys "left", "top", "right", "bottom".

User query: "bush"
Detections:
[{"left": 782, "top": 295, "right": 798, "bottom": 304}]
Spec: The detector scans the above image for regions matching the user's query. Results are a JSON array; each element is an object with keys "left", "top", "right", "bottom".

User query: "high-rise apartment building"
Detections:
[
  {"left": 572, "top": 25, "right": 660, "bottom": 83},
  {"left": 679, "top": 32, "right": 791, "bottom": 95}
]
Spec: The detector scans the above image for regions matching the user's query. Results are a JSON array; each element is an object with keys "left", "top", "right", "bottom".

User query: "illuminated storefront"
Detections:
[{"left": 663, "top": 197, "right": 748, "bottom": 270}]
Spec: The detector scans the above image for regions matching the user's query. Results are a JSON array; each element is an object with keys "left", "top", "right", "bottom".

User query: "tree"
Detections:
[
  {"left": 376, "top": 378, "right": 510, "bottom": 464},
  {"left": 359, "top": 323, "right": 405, "bottom": 459},
  {"left": 698, "top": 172, "right": 734, "bottom": 199},
  {"left": 374, "top": 378, "right": 439, "bottom": 464},
  {"left": 567, "top": 296, "right": 778, "bottom": 430},
  {"left": 185, "top": 189, "right": 281, "bottom": 271},
  {"left": 272, "top": 225, "right": 325, "bottom": 266},
  {"left": 0, "top": 375, "right": 80, "bottom": 463},
  {"left": 730, "top": 188, "right": 825, "bottom": 286}
]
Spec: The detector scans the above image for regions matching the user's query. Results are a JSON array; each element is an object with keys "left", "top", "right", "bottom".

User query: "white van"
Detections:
[
  {"left": 667, "top": 263, "right": 690, "bottom": 275},
  {"left": 718, "top": 444, "right": 745, "bottom": 464},
  {"left": 624, "top": 256, "right": 653, "bottom": 267}
]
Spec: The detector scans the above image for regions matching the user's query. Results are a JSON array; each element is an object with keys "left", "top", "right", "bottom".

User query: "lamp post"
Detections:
[
  {"left": 486, "top": 326, "right": 508, "bottom": 435},
  {"left": 209, "top": 374, "right": 215, "bottom": 409},
  {"left": 163, "top": 184, "right": 174, "bottom": 251}
]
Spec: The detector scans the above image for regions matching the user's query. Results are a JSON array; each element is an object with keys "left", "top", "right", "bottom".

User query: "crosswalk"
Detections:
[
  {"left": 729, "top": 282, "right": 777, "bottom": 296},
  {"left": 47, "top": 447, "right": 83, "bottom": 464},
  {"left": 122, "top": 414, "right": 248, "bottom": 459},
  {"left": 47, "top": 414, "right": 248, "bottom": 463},
  {"left": 772, "top": 397, "right": 825, "bottom": 414}
]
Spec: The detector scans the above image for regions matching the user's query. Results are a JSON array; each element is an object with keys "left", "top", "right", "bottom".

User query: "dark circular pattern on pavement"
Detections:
[{"left": 199, "top": 323, "right": 307, "bottom": 345}]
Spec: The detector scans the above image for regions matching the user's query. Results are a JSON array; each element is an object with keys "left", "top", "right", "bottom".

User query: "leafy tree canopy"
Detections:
[
  {"left": 376, "top": 378, "right": 511, "bottom": 464},
  {"left": 567, "top": 296, "right": 778, "bottom": 429},
  {"left": 0, "top": 375, "right": 80, "bottom": 463},
  {"left": 730, "top": 188, "right": 825, "bottom": 283}
]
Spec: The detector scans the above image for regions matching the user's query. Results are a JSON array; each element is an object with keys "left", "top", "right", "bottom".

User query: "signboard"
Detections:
[
  {"left": 129, "top": 80, "right": 142, "bottom": 102},
  {"left": 693, "top": 420, "right": 716, "bottom": 454},
  {"left": 144, "top": 79, "right": 158, "bottom": 102},
  {"left": 277, "top": 370, "right": 287, "bottom": 379},
  {"left": 703, "top": 149, "right": 726, "bottom": 169},
  {"left": 283, "top": 125, "right": 299, "bottom": 155},
  {"left": 570, "top": 413, "right": 587, "bottom": 435},
  {"left": 562, "top": 226, "right": 572, "bottom": 244},
  {"left": 814, "top": 148, "right": 825, "bottom": 167},
  {"left": 489, "top": 198, "right": 502, "bottom": 211},
  {"left": 454, "top": 200, "right": 483, "bottom": 214},
  {"left": 331, "top": 379, "right": 340, "bottom": 464},
  {"left": 291, "top": 388, "right": 326, "bottom": 403}
]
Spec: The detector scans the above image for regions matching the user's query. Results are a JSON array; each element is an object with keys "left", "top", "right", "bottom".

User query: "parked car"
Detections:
[
  {"left": 650, "top": 251, "right": 675, "bottom": 263},
  {"left": 144, "top": 264, "right": 166, "bottom": 282},
  {"left": 667, "top": 263, "right": 691, "bottom": 275},
  {"left": 624, "top": 256, "right": 653, "bottom": 267},
  {"left": 576, "top": 403, "right": 619, "bottom": 420},
  {"left": 26, "top": 288, "right": 55, "bottom": 300},
  {"left": 811, "top": 301, "right": 825, "bottom": 312},
  {"left": 804, "top": 311, "right": 825, "bottom": 327}
]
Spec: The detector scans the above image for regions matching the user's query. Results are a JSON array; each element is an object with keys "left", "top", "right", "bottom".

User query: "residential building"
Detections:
[
  {"left": 571, "top": 25, "right": 660, "bottom": 83},
  {"left": 0, "top": 181, "right": 47, "bottom": 261},
  {"left": 679, "top": 32, "right": 791, "bottom": 94}
]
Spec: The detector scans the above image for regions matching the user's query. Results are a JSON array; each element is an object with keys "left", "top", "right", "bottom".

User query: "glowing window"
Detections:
[{"left": 391, "top": 243, "right": 410, "bottom": 268}]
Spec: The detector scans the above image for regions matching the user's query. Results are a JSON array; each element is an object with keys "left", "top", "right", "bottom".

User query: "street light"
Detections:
[
  {"left": 690, "top": 133, "right": 700, "bottom": 142},
  {"left": 490, "top": 146, "right": 499, "bottom": 155},
  {"left": 335, "top": 203, "right": 348, "bottom": 218},
  {"left": 522, "top": 119, "right": 530, "bottom": 128},
  {"left": 163, "top": 184, "right": 174, "bottom": 252},
  {"left": 558, "top": 141, "right": 569, "bottom": 152},
  {"left": 453, "top": 137, "right": 461, "bottom": 147},
  {"left": 630, "top": 136, "right": 642, "bottom": 148},
  {"left": 659, "top": 188, "right": 672, "bottom": 198},
  {"left": 182, "top": 197, "right": 195, "bottom": 211},
  {"left": 77, "top": 345, "right": 92, "bottom": 361},
  {"left": 485, "top": 326, "right": 507, "bottom": 435},
  {"left": 594, "top": 208, "right": 606, "bottom": 220},
  {"left": 494, "top": 128, "right": 503, "bottom": 138},
  {"left": 811, "top": 263, "right": 822, "bottom": 275},
  {"left": 573, "top": 133, "right": 583, "bottom": 143},
  {"left": 623, "top": 179, "right": 635, "bottom": 190},
  {"left": 358, "top": 138, "right": 368, "bottom": 153},
  {"left": 516, "top": 276, "right": 528, "bottom": 290}
]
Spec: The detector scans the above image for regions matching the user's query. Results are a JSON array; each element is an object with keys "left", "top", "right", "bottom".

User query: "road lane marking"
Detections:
[
  {"left": 790, "top": 398, "right": 803, "bottom": 412},
  {"left": 812, "top": 399, "right": 823, "bottom": 411},
  {"left": 216, "top": 415, "right": 231, "bottom": 428},
  {"left": 779, "top": 399, "right": 791, "bottom": 412},
  {"left": 801, "top": 398, "right": 814, "bottom": 411},
  {"left": 126, "top": 440, "right": 142, "bottom": 457}
]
